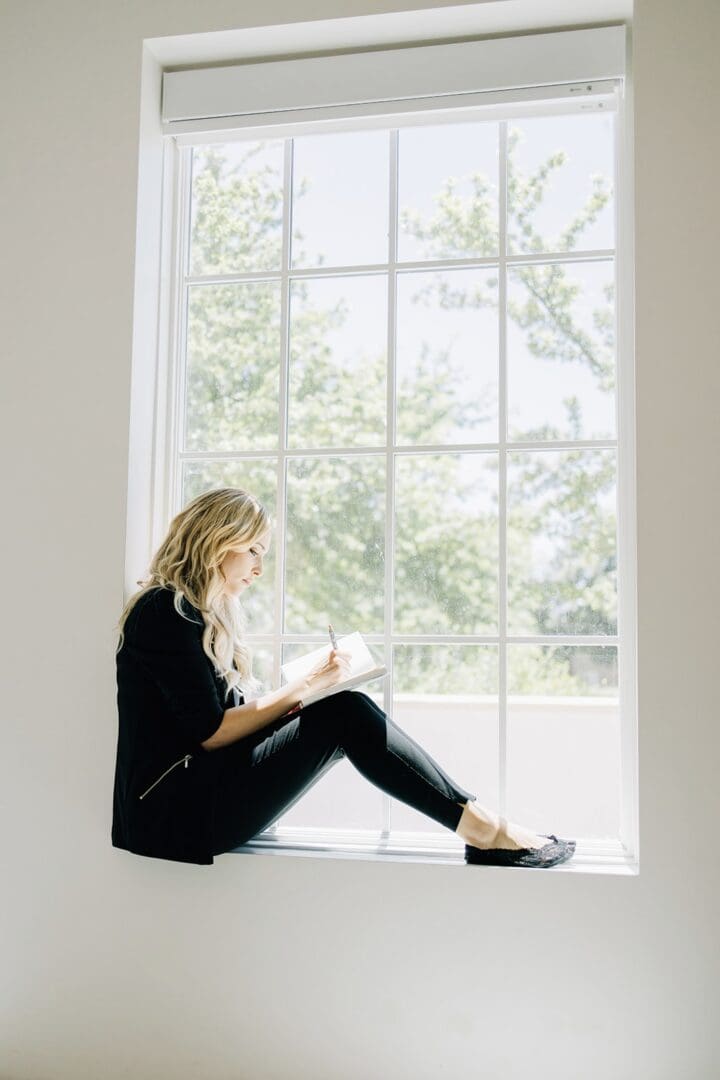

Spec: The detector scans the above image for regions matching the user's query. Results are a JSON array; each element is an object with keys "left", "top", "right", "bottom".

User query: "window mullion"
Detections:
[
  {"left": 272, "top": 138, "right": 294, "bottom": 691},
  {"left": 498, "top": 120, "right": 509, "bottom": 827},
  {"left": 382, "top": 128, "right": 399, "bottom": 838},
  {"left": 182, "top": 247, "right": 615, "bottom": 287}
]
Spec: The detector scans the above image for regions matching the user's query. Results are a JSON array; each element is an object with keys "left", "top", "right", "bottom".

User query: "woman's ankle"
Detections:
[{"left": 456, "top": 801, "right": 502, "bottom": 846}]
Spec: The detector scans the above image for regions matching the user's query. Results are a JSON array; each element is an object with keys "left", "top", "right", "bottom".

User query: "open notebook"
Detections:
[{"left": 281, "top": 632, "right": 387, "bottom": 708}]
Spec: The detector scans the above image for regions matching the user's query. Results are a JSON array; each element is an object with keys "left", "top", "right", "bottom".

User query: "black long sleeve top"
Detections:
[{"left": 111, "top": 585, "right": 242, "bottom": 865}]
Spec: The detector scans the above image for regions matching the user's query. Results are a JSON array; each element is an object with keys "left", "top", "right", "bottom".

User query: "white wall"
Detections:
[{"left": 1, "top": 1, "right": 718, "bottom": 1077}]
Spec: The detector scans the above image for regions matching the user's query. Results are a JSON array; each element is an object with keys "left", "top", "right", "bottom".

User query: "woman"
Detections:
[{"left": 112, "top": 487, "right": 575, "bottom": 869}]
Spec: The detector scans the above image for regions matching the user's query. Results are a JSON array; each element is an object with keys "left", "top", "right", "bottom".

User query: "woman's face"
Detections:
[{"left": 219, "top": 530, "right": 271, "bottom": 597}]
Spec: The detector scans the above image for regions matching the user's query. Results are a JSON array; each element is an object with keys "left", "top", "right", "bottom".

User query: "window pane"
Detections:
[
  {"left": 291, "top": 131, "right": 389, "bottom": 268},
  {"left": 394, "top": 453, "right": 498, "bottom": 635},
  {"left": 507, "top": 113, "right": 614, "bottom": 255},
  {"left": 288, "top": 275, "right": 387, "bottom": 448},
  {"left": 507, "top": 261, "right": 616, "bottom": 442},
  {"left": 507, "top": 448, "right": 617, "bottom": 636},
  {"left": 181, "top": 461, "right": 278, "bottom": 635},
  {"left": 285, "top": 456, "right": 385, "bottom": 634},
  {"left": 390, "top": 644, "right": 499, "bottom": 834},
  {"left": 396, "top": 268, "right": 498, "bottom": 445},
  {"left": 246, "top": 645, "right": 275, "bottom": 699},
  {"left": 506, "top": 645, "right": 620, "bottom": 838},
  {"left": 268, "top": 756, "right": 387, "bottom": 832},
  {"left": 397, "top": 121, "right": 499, "bottom": 261},
  {"left": 185, "top": 282, "right": 282, "bottom": 452},
  {"left": 189, "top": 142, "right": 284, "bottom": 276}
]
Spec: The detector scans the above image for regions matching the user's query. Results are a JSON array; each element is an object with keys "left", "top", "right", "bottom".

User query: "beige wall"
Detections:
[{"left": 1, "top": 1, "right": 718, "bottom": 1077}]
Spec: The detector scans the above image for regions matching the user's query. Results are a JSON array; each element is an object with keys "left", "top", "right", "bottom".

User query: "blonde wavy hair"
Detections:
[{"left": 115, "top": 487, "right": 272, "bottom": 699}]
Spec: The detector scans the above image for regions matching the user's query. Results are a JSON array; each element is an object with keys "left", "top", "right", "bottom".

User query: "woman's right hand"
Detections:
[{"left": 304, "top": 649, "right": 353, "bottom": 694}]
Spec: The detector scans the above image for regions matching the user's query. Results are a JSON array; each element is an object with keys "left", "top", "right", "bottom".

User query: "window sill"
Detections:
[{"left": 229, "top": 829, "right": 638, "bottom": 876}]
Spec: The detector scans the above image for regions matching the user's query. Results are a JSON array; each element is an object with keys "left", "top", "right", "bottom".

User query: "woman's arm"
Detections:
[
  {"left": 200, "top": 675, "right": 309, "bottom": 751},
  {"left": 201, "top": 648, "right": 352, "bottom": 752}
]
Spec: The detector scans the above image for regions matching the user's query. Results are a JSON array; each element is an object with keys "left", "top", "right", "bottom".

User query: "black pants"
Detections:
[{"left": 210, "top": 689, "right": 478, "bottom": 856}]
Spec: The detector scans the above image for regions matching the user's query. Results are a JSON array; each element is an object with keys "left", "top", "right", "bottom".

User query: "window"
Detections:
[{"left": 151, "top": 26, "right": 635, "bottom": 868}]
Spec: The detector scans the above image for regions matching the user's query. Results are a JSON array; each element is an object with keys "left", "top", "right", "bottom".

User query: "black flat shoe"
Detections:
[{"left": 464, "top": 833, "right": 576, "bottom": 868}]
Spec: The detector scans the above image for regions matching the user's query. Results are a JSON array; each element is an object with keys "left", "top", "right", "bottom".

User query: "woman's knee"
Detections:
[
  {"left": 334, "top": 690, "right": 387, "bottom": 750},
  {"left": 335, "top": 689, "right": 382, "bottom": 712},
  {"left": 303, "top": 691, "right": 385, "bottom": 749},
  {"left": 295, "top": 698, "right": 343, "bottom": 750},
  {"left": 330, "top": 689, "right": 381, "bottom": 719}
]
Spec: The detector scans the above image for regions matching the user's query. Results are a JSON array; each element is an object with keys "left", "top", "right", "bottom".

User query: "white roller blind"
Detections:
[{"left": 162, "top": 25, "right": 626, "bottom": 133}]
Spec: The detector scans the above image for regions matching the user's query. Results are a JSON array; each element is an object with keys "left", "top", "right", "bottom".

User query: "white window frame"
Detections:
[{"left": 134, "top": 25, "right": 637, "bottom": 874}]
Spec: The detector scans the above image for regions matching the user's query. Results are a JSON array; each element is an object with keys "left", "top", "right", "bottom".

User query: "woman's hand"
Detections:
[{"left": 304, "top": 648, "right": 353, "bottom": 694}]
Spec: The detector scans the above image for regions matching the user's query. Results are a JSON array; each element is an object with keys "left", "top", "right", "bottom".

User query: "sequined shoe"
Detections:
[{"left": 464, "top": 833, "right": 576, "bottom": 868}]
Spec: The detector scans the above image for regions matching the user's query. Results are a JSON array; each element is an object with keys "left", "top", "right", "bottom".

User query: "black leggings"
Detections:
[{"left": 210, "top": 689, "right": 478, "bottom": 856}]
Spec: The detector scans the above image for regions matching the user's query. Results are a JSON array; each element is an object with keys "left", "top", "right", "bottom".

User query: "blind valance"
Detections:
[{"left": 162, "top": 24, "right": 626, "bottom": 135}]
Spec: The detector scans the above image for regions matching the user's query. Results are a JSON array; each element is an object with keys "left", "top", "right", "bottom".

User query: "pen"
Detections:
[{"left": 328, "top": 623, "right": 338, "bottom": 651}]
